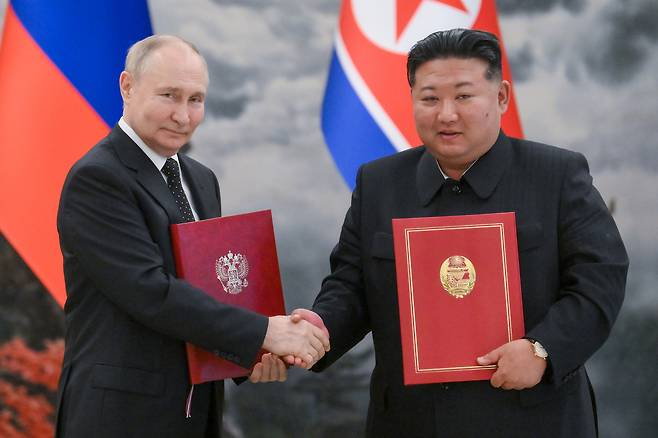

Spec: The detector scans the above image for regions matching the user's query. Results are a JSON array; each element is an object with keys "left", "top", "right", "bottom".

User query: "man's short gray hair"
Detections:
[{"left": 124, "top": 34, "right": 206, "bottom": 79}]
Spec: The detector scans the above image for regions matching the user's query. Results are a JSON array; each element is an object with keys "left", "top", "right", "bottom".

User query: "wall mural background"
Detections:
[{"left": 0, "top": 0, "right": 655, "bottom": 436}]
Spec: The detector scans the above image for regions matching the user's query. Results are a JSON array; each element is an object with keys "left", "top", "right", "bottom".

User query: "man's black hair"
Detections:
[{"left": 407, "top": 28, "right": 502, "bottom": 87}]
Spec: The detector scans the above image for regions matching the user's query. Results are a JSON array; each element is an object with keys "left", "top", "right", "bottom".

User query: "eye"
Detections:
[
  {"left": 421, "top": 96, "right": 438, "bottom": 103},
  {"left": 456, "top": 94, "right": 472, "bottom": 100},
  {"left": 190, "top": 96, "right": 204, "bottom": 103}
]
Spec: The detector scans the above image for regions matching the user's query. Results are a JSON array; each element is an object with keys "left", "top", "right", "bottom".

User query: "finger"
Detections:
[
  {"left": 290, "top": 313, "right": 303, "bottom": 323},
  {"left": 301, "top": 355, "right": 316, "bottom": 370},
  {"left": 249, "top": 362, "right": 263, "bottom": 383},
  {"left": 308, "top": 334, "right": 325, "bottom": 358},
  {"left": 477, "top": 356, "right": 492, "bottom": 365},
  {"left": 309, "top": 324, "right": 330, "bottom": 351},
  {"left": 274, "top": 356, "right": 287, "bottom": 382},
  {"left": 307, "top": 346, "right": 320, "bottom": 364},
  {"left": 292, "top": 309, "right": 330, "bottom": 339},
  {"left": 264, "top": 354, "right": 275, "bottom": 382},
  {"left": 477, "top": 348, "right": 500, "bottom": 366},
  {"left": 291, "top": 308, "right": 313, "bottom": 318},
  {"left": 282, "top": 354, "right": 296, "bottom": 365},
  {"left": 490, "top": 371, "right": 504, "bottom": 389},
  {"left": 301, "top": 328, "right": 322, "bottom": 361}
]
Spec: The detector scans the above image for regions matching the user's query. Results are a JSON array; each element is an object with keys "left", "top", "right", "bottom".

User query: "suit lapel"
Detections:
[
  {"left": 137, "top": 164, "right": 185, "bottom": 224},
  {"left": 108, "top": 126, "right": 184, "bottom": 224}
]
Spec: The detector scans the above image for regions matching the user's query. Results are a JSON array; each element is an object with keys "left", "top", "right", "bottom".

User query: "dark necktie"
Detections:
[{"left": 161, "top": 158, "right": 195, "bottom": 223}]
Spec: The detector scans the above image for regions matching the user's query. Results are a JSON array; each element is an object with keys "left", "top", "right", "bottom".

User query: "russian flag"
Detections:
[
  {"left": 321, "top": 0, "right": 523, "bottom": 189},
  {"left": 0, "top": 1, "right": 152, "bottom": 306}
]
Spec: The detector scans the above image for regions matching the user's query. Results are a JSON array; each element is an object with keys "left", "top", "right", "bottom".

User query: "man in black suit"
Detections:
[
  {"left": 293, "top": 29, "right": 628, "bottom": 437},
  {"left": 55, "top": 35, "right": 328, "bottom": 438}
]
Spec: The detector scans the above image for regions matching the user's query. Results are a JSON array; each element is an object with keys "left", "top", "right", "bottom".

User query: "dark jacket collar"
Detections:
[
  {"left": 416, "top": 130, "right": 512, "bottom": 206},
  {"left": 108, "top": 125, "right": 204, "bottom": 223}
]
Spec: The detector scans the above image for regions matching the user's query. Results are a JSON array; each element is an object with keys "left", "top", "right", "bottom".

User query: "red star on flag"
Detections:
[{"left": 396, "top": 0, "right": 469, "bottom": 40}]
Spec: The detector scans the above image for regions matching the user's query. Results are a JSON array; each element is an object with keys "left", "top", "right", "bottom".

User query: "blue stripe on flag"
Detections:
[
  {"left": 11, "top": 0, "right": 152, "bottom": 126},
  {"left": 321, "top": 50, "right": 398, "bottom": 190}
]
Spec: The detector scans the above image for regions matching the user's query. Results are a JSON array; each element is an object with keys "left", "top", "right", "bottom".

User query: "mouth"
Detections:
[
  {"left": 438, "top": 131, "right": 461, "bottom": 140},
  {"left": 163, "top": 128, "right": 187, "bottom": 136}
]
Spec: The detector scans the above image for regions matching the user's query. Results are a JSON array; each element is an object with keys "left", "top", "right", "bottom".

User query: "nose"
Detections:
[
  {"left": 171, "top": 103, "right": 190, "bottom": 125},
  {"left": 437, "top": 100, "right": 458, "bottom": 124}
]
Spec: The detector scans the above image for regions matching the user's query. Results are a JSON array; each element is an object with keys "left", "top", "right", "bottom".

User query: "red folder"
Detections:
[
  {"left": 392, "top": 212, "right": 525, "bottom": 385},
  {"left": 171, "top": 210, "right": 286, "bottom": 384}
]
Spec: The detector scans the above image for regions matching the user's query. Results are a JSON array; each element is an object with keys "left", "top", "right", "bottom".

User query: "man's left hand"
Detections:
[
  {"left": 249, "top": 353, "right": 288, "bottom": 383},
  {"left": 477, "top": 339, "right": 547, "bottom": 390}
]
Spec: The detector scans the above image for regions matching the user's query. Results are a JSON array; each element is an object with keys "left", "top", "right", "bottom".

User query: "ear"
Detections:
[
  {"left": 498, "top": 80, "right": 511, "bottom": 114},
  {"left": 119, "top": 71, "right": 133, "bottom": 102}
]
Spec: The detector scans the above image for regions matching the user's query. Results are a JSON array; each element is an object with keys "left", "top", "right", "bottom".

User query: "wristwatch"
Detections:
[{"left": 526, "top": 338, "right": 548, "bottom": 360}]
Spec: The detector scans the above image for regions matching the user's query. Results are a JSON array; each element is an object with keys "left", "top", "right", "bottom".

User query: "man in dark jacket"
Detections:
[
  {"left": 294, "top": 29, "right": 628, "bottom": 437},
  {"left": 55, "top": 34, "right": 328, "bottom": 438}
]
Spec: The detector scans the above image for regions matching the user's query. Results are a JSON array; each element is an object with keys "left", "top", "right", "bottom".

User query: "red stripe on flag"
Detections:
[
  {"left": 340, "top": 0, "right": 523, "bottom": 148},
  {"left": 340, "top": 0, "right": 421, "bottom": 146},
  {"left": 0, "top": 5, "right": 110, "bottom": 307}
]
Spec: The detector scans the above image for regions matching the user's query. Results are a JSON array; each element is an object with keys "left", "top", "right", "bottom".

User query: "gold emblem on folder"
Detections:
[{"left": 440, "top": 255, "right": 476, "bottom": 298}]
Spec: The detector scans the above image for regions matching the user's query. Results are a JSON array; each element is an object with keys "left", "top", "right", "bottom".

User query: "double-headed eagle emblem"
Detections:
[{"left": 215, "top": 251, "right": 249, "bottom": 294}]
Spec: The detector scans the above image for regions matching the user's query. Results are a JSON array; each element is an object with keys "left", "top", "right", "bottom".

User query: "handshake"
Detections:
[{"left": 252, "top": 309, "right": 328, "bottom": 383}]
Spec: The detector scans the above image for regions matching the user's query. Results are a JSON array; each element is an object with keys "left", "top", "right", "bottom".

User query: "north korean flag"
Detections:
[{"left": 321, "top": 0, "right": 523, "bottom": 189}]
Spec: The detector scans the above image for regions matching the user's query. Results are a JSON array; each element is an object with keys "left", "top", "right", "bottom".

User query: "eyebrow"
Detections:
[
  {"left": 419, "top": 81, "right": 475, "bottom": 92},
  {"left": 156, "top": 86, "right": 206, "bottom": 96}
]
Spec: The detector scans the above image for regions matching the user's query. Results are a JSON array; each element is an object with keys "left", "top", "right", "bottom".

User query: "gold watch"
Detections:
[{"left": 528, "top": 339, "right": 548, "bottom": 360}]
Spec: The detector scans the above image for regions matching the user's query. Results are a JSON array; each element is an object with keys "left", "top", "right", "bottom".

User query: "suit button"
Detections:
[{"left": 441, "top": 384, "right": 450, "bottom": 390}]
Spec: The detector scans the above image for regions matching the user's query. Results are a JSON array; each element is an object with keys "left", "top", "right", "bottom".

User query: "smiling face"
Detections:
[
  {"left": 411, "top": 57, "right": 510, "bottom": 178},
  {"left": 120, "top": 43, "right": 208, "bottom": 157}
]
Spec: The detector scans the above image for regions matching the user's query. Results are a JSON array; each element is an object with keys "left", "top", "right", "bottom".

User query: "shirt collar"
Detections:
[
  {"left": 118, "top": 117, "right": 180, "bottom": 172},
  {"left": 435, "top": 157, "right": 479, "bottom": 180},
  {"left": 416, "top": 130, "right": 512, "bottom": 206}
]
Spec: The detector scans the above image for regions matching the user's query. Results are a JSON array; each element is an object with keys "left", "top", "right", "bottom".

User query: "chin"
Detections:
[
  {"left": 159, "top": 137, "right": 186, "bottom": 149},
  {"left": 429, "top": 145, "right": 467, "bottom": 157}
]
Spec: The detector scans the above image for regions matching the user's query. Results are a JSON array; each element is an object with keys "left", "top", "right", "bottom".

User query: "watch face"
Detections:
[{"left": 533, "top": 342, "right": 548, "bottom": 359}]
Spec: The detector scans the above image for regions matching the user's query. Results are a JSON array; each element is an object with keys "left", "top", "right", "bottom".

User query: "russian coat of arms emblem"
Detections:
[{"left": 215, "top": 251, "right": 249, "bottom": 294}]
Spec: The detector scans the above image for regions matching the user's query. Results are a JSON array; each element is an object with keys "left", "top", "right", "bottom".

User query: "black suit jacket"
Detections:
[
  {"left": 55, "top": 126, "right": 268, "bottom": 438},
  {"left": 312, "top": 131, "right": 628, "bottom": 438}
]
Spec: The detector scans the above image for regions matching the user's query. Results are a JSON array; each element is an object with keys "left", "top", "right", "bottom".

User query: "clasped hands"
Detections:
[
  {"left": 252, "top": 309, "right": 328, "bottom": 383},
  {"left": 253, "top": 313, "right": 547, "bottom": 389}
]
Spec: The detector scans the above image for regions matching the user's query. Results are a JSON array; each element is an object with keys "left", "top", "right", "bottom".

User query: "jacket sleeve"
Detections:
[
  {"left": 525, "top": 152, "right": 628, "bottom": 383},
  {"left": 312, "top": 166, "right": 371, "bottom": 370},
  {"left": 59, "top": 162, "right": 267, "bottom": 369}
]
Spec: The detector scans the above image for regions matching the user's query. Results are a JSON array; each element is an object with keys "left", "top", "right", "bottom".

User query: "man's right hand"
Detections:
[
  {"left": 284, "top": 308, "right": 330, "bottom": 368},
  {"left": 262, "top": 315, "right": 330, "bottom": 369}
]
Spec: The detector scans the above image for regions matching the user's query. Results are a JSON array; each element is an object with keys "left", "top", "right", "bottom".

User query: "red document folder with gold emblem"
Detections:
[
  {"left": 392, "top": 212, "right": 525, "bottom": 385},
  {"left": 170, "top": 210, "right": 285, "bottom": 384}
]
